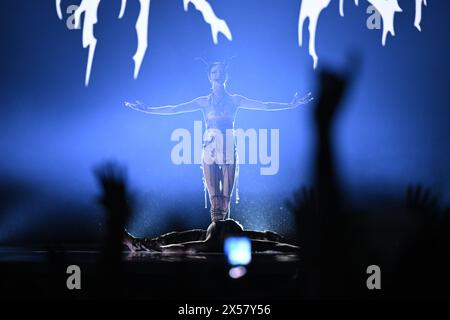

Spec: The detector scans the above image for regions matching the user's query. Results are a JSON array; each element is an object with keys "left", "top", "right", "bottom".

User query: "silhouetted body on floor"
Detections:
[{"left": 124, "top": 219, "right": 299, "bottom": 254}]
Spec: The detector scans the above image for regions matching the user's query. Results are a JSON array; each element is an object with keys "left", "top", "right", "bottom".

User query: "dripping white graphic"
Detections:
[
  {"left": 56, "top": 0, "right": 101, "bottom": 86},
  {"left": 74, "top": 0, "right": 100, "bottom": 86},
  {"left": 183, "top": 0, "right": 232, "bottom": 44},
  {"left": 119, "top": 0, "right": 127, "bottom": 19},
  {"left": 298, "top": 0, "right": 427, "bottom": 68},
  {"left": 56, "top": 0, "right": 63, "bottom": 20},
  {"left": 367, "top": 0, "right": 402, "bottom": 46},
  {"left": 55, "top": 0, "right": 230, "bottom": 86},
  {"left": 298, "top": 0, "right": 332, "bottom": 69},
  {"left": 132, "top": 0, "right": 150, "bottom": 79},
  {"left": 56, "top": 0, "right": 427, "bottom": 84},
  {"left": 414, "top": 0, "right": 427, "bottom": 31}
]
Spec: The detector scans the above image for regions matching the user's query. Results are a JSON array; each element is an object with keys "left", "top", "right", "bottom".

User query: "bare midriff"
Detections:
[
  {"left": 203, "top": 109, "right": 236, "bottom": 162},
  {"left": 206, "top": 115, "right": 234, "bottom": 133},
  {"left": 204, "top": 93, "right": 236, "bottom": 133}
]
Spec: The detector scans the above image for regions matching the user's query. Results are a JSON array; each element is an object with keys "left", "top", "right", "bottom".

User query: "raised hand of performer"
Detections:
[
  {"left": 124, "top": 96, "right": 207, "bottom": 115},
  {"left": 236, "top": 91, "right": 313, "bottom": 111},
  {"left": 290, "top": 92, "right": 314, "bottom": 108}
]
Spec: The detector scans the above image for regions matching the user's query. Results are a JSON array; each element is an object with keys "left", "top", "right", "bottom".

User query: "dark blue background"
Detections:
[{"left": 0, "top": 0, "right": 449, "bottom": 242}]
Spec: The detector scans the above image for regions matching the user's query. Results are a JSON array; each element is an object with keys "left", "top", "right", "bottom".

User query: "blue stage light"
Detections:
[{"left": 224, "top": 237, "right": 251, "bottom": 266}]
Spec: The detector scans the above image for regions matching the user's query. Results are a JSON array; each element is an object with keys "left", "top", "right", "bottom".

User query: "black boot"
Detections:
[{"left": 210, "top": 208, "right": 227, "bottom": 222}]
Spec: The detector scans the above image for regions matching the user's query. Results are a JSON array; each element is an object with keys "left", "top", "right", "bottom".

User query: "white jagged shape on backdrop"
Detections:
[
  {"left": 132, "top": 0, "right": 150, "bottom": 79},
  {"left": 298, "top": 0, "right": 428, "bottom": 68},
  {"left": 414, "top": 0, "right": 427, "bottom": 31},
  {"left": 56, "top": 0, "right": 428, "bottom": 85},
  {"left": 74, "top": 0, "right": 101, "bottom": 86},
  {"left": 367, "top": 0, "right": 403, "bottom": 46},
  {"left": 183, "top": 0, "right": 232, "bottom": 44},
  {"left": 56, "top": 0, "right": 229, "bottom": 86}
]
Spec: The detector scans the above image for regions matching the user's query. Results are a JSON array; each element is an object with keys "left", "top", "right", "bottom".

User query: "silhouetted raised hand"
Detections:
[
  {"left": 406, "top": 184, "right": 439, "bottom": 217},
  {"left": 94, "top": 161, "right": 134, "bottom": 297},
  {"left": 95, "top": 162, "right": 131, "bottom": 216},
  {"left": 314, "top": 56, "right": 359, "bottom": 132},
  {"left": 95, "top": 163, "right": 131, "bottom": 247},
  {"left": 287, "top": 187, "right": 319, "bottom": 254},
  {"left": 289, "top": 57, "right": 362, "bottom": 298},
  {"left": 288, "top": 187, "right": 318, "bottom": 216}
]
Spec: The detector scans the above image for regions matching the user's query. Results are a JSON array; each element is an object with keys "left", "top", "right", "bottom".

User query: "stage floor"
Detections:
[{"left": 0, "top": 246, "right": 301, "bottom": 300}]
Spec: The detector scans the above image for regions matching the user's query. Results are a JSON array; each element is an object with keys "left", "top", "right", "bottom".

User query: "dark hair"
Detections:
[
  {"left": 195, "top": 57, "right": 232, "bottom": 75},
  {"left": 206, "top": 219, "right": 244, "bottom": 241},
  {"left": 208, "top": 62, "right": 228, "bottom": 74}
]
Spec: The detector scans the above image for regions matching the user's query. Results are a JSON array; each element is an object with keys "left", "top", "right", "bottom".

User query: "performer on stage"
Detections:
[
  {"left": 125, "top": 60, "right": 313, "bottom": 222},
  {"left": 123, "top": 219, "right": 300, "bottom": 254}
]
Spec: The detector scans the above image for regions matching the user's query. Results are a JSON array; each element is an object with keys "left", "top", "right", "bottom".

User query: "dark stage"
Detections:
[
  {"left": 0, "top": 246, "right": 299, "bottom": 300},
  {"left": 1, "top": 0, "right": 450, "bottom": 304}
]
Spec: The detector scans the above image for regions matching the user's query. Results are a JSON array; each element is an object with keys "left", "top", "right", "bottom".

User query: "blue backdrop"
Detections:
[{"left": 0, "top": 0, "right": 449, "bottom": 242}]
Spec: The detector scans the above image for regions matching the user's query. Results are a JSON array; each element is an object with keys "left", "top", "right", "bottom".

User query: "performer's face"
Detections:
[{"left": 209, "top": 64, "right": 228, "bottom": 85}]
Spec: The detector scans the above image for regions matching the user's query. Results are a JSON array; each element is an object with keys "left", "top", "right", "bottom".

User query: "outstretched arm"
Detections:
[
  {"left": 236, "top": 92, "right": 313, "bottom": 111},
  {"left": 125, "top": 96, "right": 207, "bottom": 115}
]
